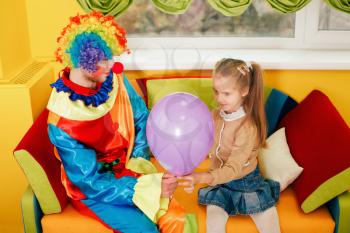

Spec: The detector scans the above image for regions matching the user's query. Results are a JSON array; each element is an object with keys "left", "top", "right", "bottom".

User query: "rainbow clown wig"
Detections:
[{"left": 55, "top": 11, "right": 128, "bottom": 72}]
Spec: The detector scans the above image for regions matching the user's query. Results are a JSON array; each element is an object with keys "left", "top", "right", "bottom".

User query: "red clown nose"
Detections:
[{"left": 112, "top": 62, "right": 124, "bottom": 74}]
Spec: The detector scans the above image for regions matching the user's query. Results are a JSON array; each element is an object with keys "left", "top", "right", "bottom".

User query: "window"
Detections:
[
  {"left": 304, "top": 0, "right": 350, "bottom": 47},
  {"left": 118, "top": 0, "right": 295, "bottom": 37},
  {"left": 319, "top": 1, "right": 350, "bottom": 31},
  {"left": 115, "top": 0, "right": 350, "bottom": 50}
]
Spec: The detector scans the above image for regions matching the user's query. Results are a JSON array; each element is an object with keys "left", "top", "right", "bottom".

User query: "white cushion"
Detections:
[{"left": 258, "top": 127, "right": 303, "bottom": 191}]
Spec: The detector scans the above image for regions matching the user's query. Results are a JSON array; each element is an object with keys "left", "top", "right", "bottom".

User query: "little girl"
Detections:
[{"left": 180, "top": 58, "right": 281, "bottom": 233}]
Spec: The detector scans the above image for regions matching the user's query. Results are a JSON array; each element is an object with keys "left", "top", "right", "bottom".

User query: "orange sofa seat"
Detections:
[{"left": 42, "top": 159, "right": 335, "bottom": 233}]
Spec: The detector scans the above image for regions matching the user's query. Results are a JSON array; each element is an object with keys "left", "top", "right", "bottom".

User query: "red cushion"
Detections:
[
  {"left": 14, "top": 109, "right": 68, "bottom": 211},
  {"left": 279, "top": 90, "right": 350, "bottom": 212}
]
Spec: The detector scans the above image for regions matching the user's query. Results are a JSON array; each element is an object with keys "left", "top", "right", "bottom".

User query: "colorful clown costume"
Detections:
[{"left": 46, "top": 68, "right": 196, "bottom": 233}]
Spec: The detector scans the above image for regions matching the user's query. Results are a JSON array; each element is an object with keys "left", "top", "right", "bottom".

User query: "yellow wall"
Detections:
[
  {"left": 0, "top": 1, "right": 31, "bottom": 80},
  {"left": 0, "top": 1, "right": 31, "bottom": 232},
  {"left": 264, "top": 70, "right": 350, "bottom": 126},
  {"left": 25, "top": 0, "right": 83, "bottom": 58},
  {"left": 0, "top": 88, "right": 32, "bottom": 233},
  {"left": 0, "top": 58, "right": 3, "bottom": 79}
]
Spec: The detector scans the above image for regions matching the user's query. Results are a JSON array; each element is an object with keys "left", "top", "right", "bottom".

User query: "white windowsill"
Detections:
[{"left": 119, "top": 49, "right": 350, "bottom": 70}]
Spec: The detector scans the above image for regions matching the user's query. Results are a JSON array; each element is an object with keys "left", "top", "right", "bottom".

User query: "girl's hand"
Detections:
[
  {"left": 161, "top": 173, "right": 178, "bottom": 198},
  {"left": 178, "top": 174, "right": 196, "bottom": 193},
  {"left": 178, "top": 172, "right": 213, "bottom": 193}
]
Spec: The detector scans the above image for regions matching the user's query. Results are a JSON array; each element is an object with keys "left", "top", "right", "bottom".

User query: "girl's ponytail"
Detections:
[{"left": 245, "top": 62, "right": 267, "bottom": 148}]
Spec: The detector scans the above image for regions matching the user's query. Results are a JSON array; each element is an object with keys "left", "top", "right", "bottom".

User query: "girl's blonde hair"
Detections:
[{"left": 213, "top": 58, "right": 267, "bottom": 148}]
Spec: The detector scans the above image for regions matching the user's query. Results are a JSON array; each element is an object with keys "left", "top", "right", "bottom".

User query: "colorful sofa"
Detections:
[{"left": 15, "top": 74, "right": 350, "bottom": 233}]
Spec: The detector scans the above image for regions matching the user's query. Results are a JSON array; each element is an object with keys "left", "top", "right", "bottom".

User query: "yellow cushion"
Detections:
[{"left": 42, "top": 159, "right": 335, "bottom": 233}]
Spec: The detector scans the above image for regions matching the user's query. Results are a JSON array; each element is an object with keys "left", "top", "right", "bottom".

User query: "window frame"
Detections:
[{"left": 304, "top": 0, "right": 350, "bottom": 47}]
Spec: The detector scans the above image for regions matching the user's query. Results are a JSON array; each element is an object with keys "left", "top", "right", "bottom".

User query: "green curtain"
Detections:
[
  {"left": 207, "top": 0, "right": 252, "bottom": 16},
  {"left": 76, "top": 0, "right": 350, "bottom": 18},
  {"left": 265, "top": 0, "right": 311, "bottom": 13},
  {"left": 76, "top": 0, "right": 133, "bottom": 17},
  {"left": 150, "top": 0, "right": 193, "bottom": 14},
  {"left": 324, "top": 0, "right": 350, "bottom": 13}
]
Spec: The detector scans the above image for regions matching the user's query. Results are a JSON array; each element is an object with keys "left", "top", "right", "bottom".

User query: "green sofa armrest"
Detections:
[
  {"left": 21, "top": 186, "right": 43, "bottom": 233},
  {"left": 327, "top": 190, "right": 350, "bottom": 233}
]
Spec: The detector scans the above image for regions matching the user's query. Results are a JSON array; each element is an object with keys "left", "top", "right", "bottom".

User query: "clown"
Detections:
[{"left": 47, "top": 11, "right": 196, "bottom": 233}]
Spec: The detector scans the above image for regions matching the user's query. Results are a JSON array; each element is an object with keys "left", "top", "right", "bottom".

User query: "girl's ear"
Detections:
[{"left": 241, "top": 87, "right": 249, "bottom": 97}]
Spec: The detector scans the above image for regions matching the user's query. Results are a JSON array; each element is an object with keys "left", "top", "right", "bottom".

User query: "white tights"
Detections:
[
  {"left": 206, "top": 205, "right": 229, "bottom": 233},
  {"left": 206, "top": 205, "right": 281, "bottom": 233}
]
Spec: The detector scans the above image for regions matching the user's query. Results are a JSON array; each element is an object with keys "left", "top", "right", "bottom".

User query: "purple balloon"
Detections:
[{"left": 146, "top": 93, "right": 214, "bottom": 176}]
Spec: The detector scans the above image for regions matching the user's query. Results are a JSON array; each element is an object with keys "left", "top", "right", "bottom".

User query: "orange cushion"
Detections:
[
  {"left": 174, "top": 186, "right": 334, "bottom": 233},
  {"left": 41, "top": 204, "right": 112, "bottom": 233},
  {"left": 42, "top": 159, "right": 335, "bottom": 233},
  {"left": 174, "top": 159, "right": 335, "bottom": 233}
]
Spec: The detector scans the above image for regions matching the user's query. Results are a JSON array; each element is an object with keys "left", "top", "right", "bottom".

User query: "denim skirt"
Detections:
[{"left": 198, "top": 167, "right": 280, "bottom": 215}]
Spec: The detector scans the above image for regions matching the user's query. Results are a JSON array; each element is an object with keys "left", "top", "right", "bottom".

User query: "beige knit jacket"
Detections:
[{"left": 208, "top": 109, "right": 259, "bottom": 186}]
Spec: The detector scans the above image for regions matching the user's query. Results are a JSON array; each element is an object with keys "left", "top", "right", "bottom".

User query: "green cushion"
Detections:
[
  {"left": 147, "top": 78, "right": 217, "bottom": 110},
  {"left": 146, "top": 78, "right": 274, "bottom": 110}
]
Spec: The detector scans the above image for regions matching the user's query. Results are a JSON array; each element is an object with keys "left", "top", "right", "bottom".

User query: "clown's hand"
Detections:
[{"left": 161, "top": 173, "right": 178, "bottom": 198}]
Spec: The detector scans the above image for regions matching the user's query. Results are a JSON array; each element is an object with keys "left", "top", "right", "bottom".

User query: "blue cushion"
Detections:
[{"left": 265, "top": 89, "right": 298, "bottom": 136}]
